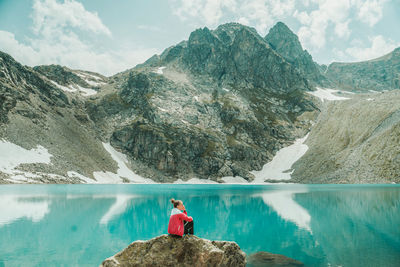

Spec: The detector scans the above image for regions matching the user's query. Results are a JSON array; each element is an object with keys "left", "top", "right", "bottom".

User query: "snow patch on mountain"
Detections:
[
  {"left": 251, "top": 134, "right": 309, "bottom": 182},
  {"left": 68, "top": 143, "right": 154, "bottom": 184},
  {"left": 308, "top": 88, "right": 350, "bottom": 102}
]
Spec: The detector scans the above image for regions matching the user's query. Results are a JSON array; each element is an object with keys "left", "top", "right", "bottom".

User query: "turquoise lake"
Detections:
[{"left": 0, "top": 184, "right": 399, "bottom": 267}]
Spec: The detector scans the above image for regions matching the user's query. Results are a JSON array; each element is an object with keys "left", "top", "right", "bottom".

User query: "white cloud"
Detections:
[
  {"left": 297, "top": 10, "right": 329, "bottom": 49},
  {"left": 0, "top": 0, "right": 159, "bottom": 76},
  {"left": 0, "top": 31, "right": 41, "bottom": 66},
  {"left": 137, "top": 25, "right": 163, "bottom": 32},
  {"left": 353, "top": 0, "right": 388, "bottom": 27},
  {"left": 237, "top": 17, "right": 250, "bottom": 26},
  {"left": 202, "top": 0, "right": 237, "bottom": 25},
  {"left": 296, "top": 0, "right": 352, "bottom": 49},
  {"left": 295, "top": 0, "right": 389, "bottom": 52},
  {"left": 334, "top": 20, "right": 351, "bottom": 39},
  {"left": 240, "top": 0, "right": 296, "bottom": 35},
  {"left": 169, "top": 0, "right": 392, "bottom": 53},
  {"left": 344, "top": 35, "right": 399, "bottom": 61},
  {"left": 32, "top": 0, "right": 111, "bottom": 36},
  {"left": 172, "top": 0, "right": 237, "bottom": 26},
  {"left": 293, "top": 10, "right": 311, "bottom": 25},
  {"left": 0, "top": 29, "right": 158, "bottom": 75},
  {"left": 170, "top": 0, "right": 295, "bottom": 35}
]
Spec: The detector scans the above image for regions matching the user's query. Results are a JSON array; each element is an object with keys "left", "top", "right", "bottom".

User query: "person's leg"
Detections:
[
  {"left": 169, "top": 234, "right": 182, "bottom": 238},
  {"left": 184, "top": 220, "right": 194, "bottom": 235}
]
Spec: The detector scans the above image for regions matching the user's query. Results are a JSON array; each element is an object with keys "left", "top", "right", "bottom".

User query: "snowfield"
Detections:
[
  {"left": 250, "top": 134, "right": 309, "bottom": 183},
  {"left": 68, "top": 143, "right": 154, "bottom": 184},
  {"left": 307, "top": 87, "right": 350, "bottom": 102},
  {"left": 0, "top": 140, "right": 53, "bottom": 183},
  {"left": 50, "top": 80, "right": 97, "bottom": 96},
  {"left": 154, "top": 66, "right": 166, "bottom": 74}
]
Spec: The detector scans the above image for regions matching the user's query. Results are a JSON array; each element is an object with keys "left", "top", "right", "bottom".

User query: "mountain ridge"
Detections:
[{"left": 0, "top": 21, "right": 399, "bottom": 184}]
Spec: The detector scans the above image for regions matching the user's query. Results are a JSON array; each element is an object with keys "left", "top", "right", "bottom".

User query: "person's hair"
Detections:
[{"left": 170, "top": 198, "right": 182, "bottom": 208}]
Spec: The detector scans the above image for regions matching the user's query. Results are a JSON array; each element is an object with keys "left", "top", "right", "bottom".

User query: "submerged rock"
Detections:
[
  {"left": 100, "top": 234, "right": 246, "bottom": 267},
  {"left": 247, "top": 251, "right": 304, "bottom": 267}
]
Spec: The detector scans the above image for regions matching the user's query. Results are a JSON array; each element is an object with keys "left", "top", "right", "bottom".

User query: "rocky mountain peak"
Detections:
[
  {"left": 144, "top": 22, "right": 312, "bottom": 95},
  {"left": 265, "top": 21, "right": 331, "bottom": 86},
  {"left": 265, "top": 21, "right": 304, "bottom": 62}
]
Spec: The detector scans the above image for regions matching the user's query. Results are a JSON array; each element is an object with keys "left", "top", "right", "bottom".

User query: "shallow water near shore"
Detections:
[{"left": 0, "top": 184, "right": 399, "bottom": 267}]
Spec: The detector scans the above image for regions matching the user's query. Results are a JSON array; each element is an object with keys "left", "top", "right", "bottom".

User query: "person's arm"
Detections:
[{"left": 178, "top": 211, "right": 193, "bottom": 222}]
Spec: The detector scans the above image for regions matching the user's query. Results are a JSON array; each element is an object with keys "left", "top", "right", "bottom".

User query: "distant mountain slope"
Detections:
[
  {"left": 0, "top": 52, "right": 119, "bottom": 183},
  {"left": 292, "top": 90, "right": 400, "bottom": 183},
  {"left": 34, "top": 64, "right": 107, "bottom": 96},
  {"left": 326, "top": 47, "right": 400, "bottom": 91}
]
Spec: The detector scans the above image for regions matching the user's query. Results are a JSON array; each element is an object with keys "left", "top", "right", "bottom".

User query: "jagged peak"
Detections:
[
  {"left": 214, "top": 22, "right": 258, "bottom": 34},
  {"left": 213, "top": 22, "right": 264, "bottom": 45},
  {"left": 185, "top": 22, "right": 265, "bottom": 47},
  {"left": 268, "top": 21, "right": 294, "bottom": 35},
  {"left": 265, "top": 22, "right": 304, "bottom": 61},
  {"left": 145, "top": 22, "right": 269, "bottom": 68}
]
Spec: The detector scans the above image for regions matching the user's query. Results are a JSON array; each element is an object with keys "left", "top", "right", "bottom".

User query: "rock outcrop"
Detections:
[
  {"left": 247, "top": 251, "right": 304, "bottom": 267},
  {"left": 100, "top": 234, "right": 246, "bottom": 267},
  {"left": 326, "top": 47, "right": 400, "bottom": 91}
]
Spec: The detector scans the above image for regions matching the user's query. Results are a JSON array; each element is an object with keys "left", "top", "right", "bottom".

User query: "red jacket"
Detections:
[{"left": 168, "top": 208, "right": 193, "bottom": 236}]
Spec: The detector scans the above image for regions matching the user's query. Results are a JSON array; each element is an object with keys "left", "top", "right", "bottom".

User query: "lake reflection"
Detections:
[{"left": 0, "top": 184, "right": 399, "bottom": 267}]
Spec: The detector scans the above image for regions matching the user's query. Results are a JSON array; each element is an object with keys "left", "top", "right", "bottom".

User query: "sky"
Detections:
[{"left": 0, "top": 0, "right": 399, "bottom": 76}]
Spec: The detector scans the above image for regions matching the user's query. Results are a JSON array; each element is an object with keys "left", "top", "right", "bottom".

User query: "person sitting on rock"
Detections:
[{"left": 168, "top": 198, "right": 194, "bottom": 237}]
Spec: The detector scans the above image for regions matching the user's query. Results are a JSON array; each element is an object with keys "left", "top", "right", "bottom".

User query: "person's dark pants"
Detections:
[{"left": 184, "top": 220, "right": 194, "bottom": 235}]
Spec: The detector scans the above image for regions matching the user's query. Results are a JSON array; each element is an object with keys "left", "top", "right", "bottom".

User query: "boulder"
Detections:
[
  {"left": 246, "top": 251, "right": 304, "bottom": 267},
  {"left": 100, "top": 234, "right": 246, "bottom": 267}
]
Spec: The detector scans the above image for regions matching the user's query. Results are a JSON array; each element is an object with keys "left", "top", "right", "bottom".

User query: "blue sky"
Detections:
[{"left": 0, "top": 0, "right": 399, "bottom": 76}]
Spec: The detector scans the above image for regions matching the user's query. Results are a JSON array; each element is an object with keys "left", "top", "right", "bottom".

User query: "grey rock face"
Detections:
[
  {"left": 90, "top": 23, "right": 318, "bottom": 182},
  {"left": 0, "top": 51, "right": 69, "bottom": 124},
  {"left": 265, "top": 22, "right": 331, "bottom": 87},
  {"left": 100, "top": 234, "right": 246, "bottom": 267},
  {"left": 34, "top": 64, "right": 107, "bottom": 94},
  {"left": 326, "top": 47, "right": 400, "bottom": 91}
]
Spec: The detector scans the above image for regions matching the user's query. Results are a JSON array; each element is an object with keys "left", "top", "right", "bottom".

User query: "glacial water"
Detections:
[{"left": 0, "top": 184, "right": 399, "bottom": 267}]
